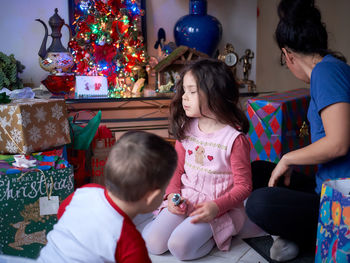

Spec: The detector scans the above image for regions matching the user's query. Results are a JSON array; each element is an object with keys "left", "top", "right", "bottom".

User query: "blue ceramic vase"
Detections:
[{"left": 174, "top": 0, "right": 222, "bottom": 57}]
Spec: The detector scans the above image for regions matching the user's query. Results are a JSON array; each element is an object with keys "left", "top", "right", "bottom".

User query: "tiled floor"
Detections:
[{"left": 134, "top": 213, "right": 269, "bottom": 263}]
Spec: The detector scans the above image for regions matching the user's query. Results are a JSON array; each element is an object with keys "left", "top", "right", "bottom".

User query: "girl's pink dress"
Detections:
[{"left": 160, "top": 119, "right": 252, "bottom": 251}]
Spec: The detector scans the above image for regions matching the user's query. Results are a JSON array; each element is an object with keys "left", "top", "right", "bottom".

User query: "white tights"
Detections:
[{"left": 142, "top": 208, "right": 215, "bottom": 261}]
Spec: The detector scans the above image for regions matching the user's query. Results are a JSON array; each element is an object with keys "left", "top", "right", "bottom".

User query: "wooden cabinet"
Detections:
[{"left": 66, "top": 97, "right": 172, "bottom": 139}]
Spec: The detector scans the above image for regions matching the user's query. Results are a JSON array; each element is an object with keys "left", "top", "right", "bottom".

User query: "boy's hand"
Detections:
[
  {"left": 189, "top": 201, "right": 219, "bottom": 224},
  {"left": 167, "top": 193, "right": 186, "bottom": 215}
]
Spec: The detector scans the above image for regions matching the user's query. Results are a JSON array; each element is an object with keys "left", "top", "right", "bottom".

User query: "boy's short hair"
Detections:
[{"left": 104, "top": 131, "right": 177, "bottom": 202}]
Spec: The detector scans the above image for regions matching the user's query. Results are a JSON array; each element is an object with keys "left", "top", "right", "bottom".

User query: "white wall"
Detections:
[
  {"left": 0, "top": 0, "right": 70, "bottom": 87},
  {"left": 256, "top": 0, "right": 350, "bottom": 93},
  {"left": 0, "top": 0, "right": 257, "bottom": 87}
]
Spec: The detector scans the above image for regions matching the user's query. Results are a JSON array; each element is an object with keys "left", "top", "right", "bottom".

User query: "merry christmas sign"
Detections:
[
  {"left": 0, "top": 167, "right": 74, "bottom": 258},
  {"left": 0, "top": 99, "right": 71, "bottom": 154}
]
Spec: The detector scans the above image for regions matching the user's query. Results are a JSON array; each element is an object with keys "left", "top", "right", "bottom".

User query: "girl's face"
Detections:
[{"left": 182, "top": 71, "right": 202, "bottom": 118}]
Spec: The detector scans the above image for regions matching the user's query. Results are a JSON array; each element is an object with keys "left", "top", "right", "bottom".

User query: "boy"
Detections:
[{"left": 37, "top": 131, "right": 178, "bottom": 263}]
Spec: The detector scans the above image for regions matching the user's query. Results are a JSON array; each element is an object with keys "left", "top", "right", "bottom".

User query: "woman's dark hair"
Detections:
[
  {"left": 275, "top": 0, "right": 346, "bottom": 62},
  {"left": 169, "top": 58, "right": 249, "bottom": 140}
]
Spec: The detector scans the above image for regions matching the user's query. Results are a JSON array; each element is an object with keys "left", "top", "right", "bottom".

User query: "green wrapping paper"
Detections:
[{"left": 0, "top": 167, "right": 74, "bottom": 259}]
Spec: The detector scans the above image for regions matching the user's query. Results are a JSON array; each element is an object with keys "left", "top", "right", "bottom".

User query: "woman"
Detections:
[{"left": 246, "top": 0, "right": 350, "bottom": 262}]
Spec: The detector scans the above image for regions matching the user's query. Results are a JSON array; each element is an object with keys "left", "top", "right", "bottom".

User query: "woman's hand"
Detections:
[
  {"left": 189, "top": 201, "right": 219, "bottom": 224},
  {"left": 269, "top": 157, "right": 292, "bottom": 187},
  {"left": 167, "top": 193, "right": 187, "bottom": 215}
]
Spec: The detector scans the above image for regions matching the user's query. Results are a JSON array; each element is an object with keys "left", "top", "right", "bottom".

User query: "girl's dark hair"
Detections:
[
  {"left": 169, "top": 58, "right": 249, "bottom": 140},
  {"left": 275, "top": 0, "right": 346, "bottom": 62}
]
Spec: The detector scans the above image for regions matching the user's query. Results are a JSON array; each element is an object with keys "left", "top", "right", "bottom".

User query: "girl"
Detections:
[
  {"left": 246, "top": 0, "right": 350, "bottom": 262},
  {"left": 142, "top": 58, "right": 252, "bottom": 260}
]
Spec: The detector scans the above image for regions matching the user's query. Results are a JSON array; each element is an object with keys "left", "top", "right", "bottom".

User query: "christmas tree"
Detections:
[{"left": 69, "top": 0, "right": 147, "bottom": 97}]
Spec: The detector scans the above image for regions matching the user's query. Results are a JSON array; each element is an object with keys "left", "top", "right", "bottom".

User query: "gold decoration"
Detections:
[
  {"left": 299, "top": 121, "right": 309, "bottom": 138},
  {"left": 8, "top": 200, "right": 48, "bottom": 250},
  {"left": 218, "top": 43, "right": 238, "bottom": 78}
]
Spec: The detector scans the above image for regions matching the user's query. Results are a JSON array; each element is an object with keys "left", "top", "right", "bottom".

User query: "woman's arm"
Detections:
[{"left": 269, "top": 102, "right": 350, "bottom": 186}]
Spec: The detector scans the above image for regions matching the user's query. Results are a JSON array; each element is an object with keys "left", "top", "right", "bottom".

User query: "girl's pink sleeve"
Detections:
[
  {"left": 165, "top": 140, "right": 185, "bottom": 196},
  {"left": 214, "top": 134, "right": 252, "bottom": 216}
]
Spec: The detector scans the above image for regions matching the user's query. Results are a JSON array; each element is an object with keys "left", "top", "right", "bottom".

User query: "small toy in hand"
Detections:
[
  {"left": 172, "top": 193, "right": 182, "bottom": 206},
  {"left": 172, "top": 193, "right": 187, "bottom": 211}
]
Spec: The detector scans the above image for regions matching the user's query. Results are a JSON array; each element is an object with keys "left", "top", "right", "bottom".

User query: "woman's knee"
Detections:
[{"left": 246, "top": 187, "right": 279, "bottom": 222}]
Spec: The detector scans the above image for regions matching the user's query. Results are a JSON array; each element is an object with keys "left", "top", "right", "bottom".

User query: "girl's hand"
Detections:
[
  {"left": 189, "top": 201, "right": 219, "bottom": 224},
  {"left": 167, "top": 193, "right": 186, "bottom": 215},
  {"left": 269, "top": 157, "right": 292, "bottom": 187}
]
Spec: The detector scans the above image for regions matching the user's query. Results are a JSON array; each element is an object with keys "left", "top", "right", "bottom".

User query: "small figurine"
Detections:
[
  {"left": 132, "top": 78, "right": 145, "bottom": 96},
  {"left": 154, "top": 28, "right": 166, "bottom": 58},
  {"left": 238, "top": 49, "right": 256, "bottom": 93},
  {"left": 154, "top": 28, "right": 176, "bottom": 59},
  {"left": 172, "top": 193, "right": 187, "bottom": 210},
  {"left": 239, "top": 49, "right": 254, "bottom": 81},
  {"left": 158, "top": 80, "right": 173, "bottom": 93},
  {"left": 299, "top": 121, "right": 309, "bottom": 138},
  {"left": 172, "top": 193, "right": 182, "bottom": 206}
]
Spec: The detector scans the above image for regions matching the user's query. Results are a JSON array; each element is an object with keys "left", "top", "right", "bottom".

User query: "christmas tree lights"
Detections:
[{"left": 69, "top": 0, "right": 147, "bottom": 97}]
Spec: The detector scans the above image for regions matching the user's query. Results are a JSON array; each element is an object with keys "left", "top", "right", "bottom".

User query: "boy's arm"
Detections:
[
  {"left": 115, "top": 220, "right": 151, "bottom": 263},
  {"left": 214, "top": 134, "right": 252, "bottom": 216},
  {"left": 57, "top": 192, "right": 74, "bottom": 219},
  {"left": 165, "top": 140, "right": 185, "bottom": 196}
]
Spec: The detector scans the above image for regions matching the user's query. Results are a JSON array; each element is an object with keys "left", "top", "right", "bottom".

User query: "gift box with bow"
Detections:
[{"left": 246, "top": 88, "right": 316, "bottom": 174}]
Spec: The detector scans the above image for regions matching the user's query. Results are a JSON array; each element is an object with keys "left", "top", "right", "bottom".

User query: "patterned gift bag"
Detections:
[
  {"left": 90, "top": 126, "right": 115, "bottom": 186},
  {"left": 315, "top": 178, "right": 350, "bottom": 263},
  {"left": 0, "top": 167, "right": 74, "bottom": 259}
]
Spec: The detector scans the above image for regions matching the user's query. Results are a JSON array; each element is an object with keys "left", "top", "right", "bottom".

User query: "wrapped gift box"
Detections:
[
  {"left": 246, "top": 88, "right": 316, "bottom": 174},
  {"left": 0, "top": 167, "right": 74, "bottom": 259},
  {"left": 0, "top": 99, "right": 71, "bottom": 154}
]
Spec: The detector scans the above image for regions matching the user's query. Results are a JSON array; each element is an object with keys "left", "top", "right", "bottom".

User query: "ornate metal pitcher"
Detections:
[{"left": 36, "top": 8, "right": 74, "bottom": 74}]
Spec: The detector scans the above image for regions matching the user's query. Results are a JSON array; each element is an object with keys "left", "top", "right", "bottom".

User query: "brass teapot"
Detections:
[{"left": 36, "top": 8, "right": 74, "bottom": 74}]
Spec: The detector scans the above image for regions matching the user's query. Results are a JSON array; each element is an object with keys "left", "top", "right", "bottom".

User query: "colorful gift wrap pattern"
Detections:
[
  {"left": 246, "top": 88, "right": 316, "bottom": 174},
  {"left": 0, "top": 167, "right": 74, "bottom": 259},
  {"left": 0, "top": 99, "right": 71, "bottom": 154},
  {"left": 315, "top": 178, "right": 350, "bottom": 263}
]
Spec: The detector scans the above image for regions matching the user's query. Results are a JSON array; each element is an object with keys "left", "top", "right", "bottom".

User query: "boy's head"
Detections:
[{"left": 104, "top": 131, "right": 177, "bottom": 203}]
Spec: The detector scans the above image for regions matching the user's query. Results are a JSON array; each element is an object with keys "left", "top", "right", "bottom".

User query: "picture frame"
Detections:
[{"left": 68, "top": 0, "right": 147, "bottom": 45}]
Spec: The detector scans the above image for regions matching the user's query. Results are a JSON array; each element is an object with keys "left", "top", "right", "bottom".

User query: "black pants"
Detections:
[{"left": 246, "top": 161, "right": 320, "bottom": 251}]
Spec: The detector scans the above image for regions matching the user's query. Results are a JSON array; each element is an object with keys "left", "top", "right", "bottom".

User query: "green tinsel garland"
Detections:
[{"left": 0, "top": 51, "right": 25, "bottom": 90}]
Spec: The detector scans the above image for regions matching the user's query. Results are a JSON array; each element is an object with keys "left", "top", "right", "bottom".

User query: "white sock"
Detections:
[
  {"left": 271, "top": 235, "right": 279, "bottom": 241},
  {"left": 270, "top": 236, "right": 299, "bottom": 262}
]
